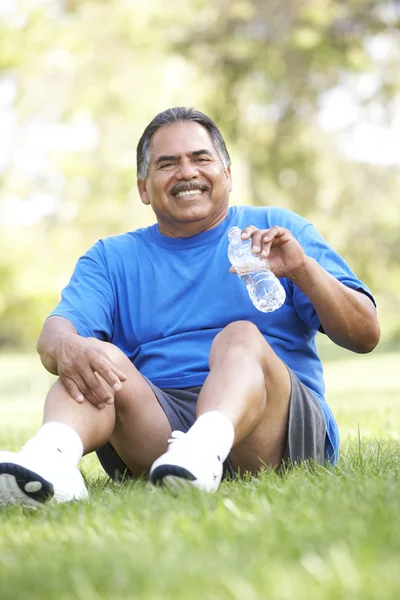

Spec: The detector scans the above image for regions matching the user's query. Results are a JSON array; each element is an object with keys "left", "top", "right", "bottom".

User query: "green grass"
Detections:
[{"left": 0, "top": 345, "right": 399, "bottom": 600}]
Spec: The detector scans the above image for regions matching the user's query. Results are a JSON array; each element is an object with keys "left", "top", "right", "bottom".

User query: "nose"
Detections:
[{"left": 176, "top": 158, "right": 199, "bottom": 180}]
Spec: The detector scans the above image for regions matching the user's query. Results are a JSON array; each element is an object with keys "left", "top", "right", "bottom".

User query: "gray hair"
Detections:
[{"left": 136, "top": 107, "right": 231, "bottom": 180}]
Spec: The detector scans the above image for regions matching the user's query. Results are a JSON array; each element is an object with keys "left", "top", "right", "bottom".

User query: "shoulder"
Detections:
[
  {"left": 80, "top": 227, "right": 153, "bottom": 271},
  {"left": 232, "top": 205, "right": 311, "bottom": 236},
  {"left": 94, "top": 226, "right": 151, "bottom": 255}
]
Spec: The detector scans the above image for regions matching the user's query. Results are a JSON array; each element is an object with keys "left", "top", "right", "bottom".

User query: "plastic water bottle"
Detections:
[{"left": 227, "top": 226, "right": 286, "bottom": 313}]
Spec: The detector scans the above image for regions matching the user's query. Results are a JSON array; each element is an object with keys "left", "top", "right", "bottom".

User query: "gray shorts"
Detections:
[{"left": 96, "top": 366, "right": 327, "bottom": 481}]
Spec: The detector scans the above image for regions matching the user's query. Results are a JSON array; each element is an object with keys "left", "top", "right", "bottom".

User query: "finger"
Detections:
[
  {"left": 109, "top": 363, "right": 128, "bottom": 383},
  {"left": 260, "top": 242, "right": 272, "bottom": 258},
  {"left": 91, "top": 355, "right": 127, "bottom": 389},
  {"left": 229, "top": 266, "right": 237, "bottom": 273},
  {"left": 94, "top": 371, "right": 115, "bottom": 406},
  {"left": 260, "top": 227, "right": 290, "bottom": 257},
  {"left": 77, "top": 382, "right": 107, "bottom": 409},
  {"left": 249, "top": 230, "right": 268, "bottom": 254},
  {"left": 63, "top": 367, "right": 110, "bottom": 409},
  {"left": 69, "top": 372, "right": 91, "bottom": 401},
  {"left": 259, "top": 232, "right": 275, "bottom": 257},
  {"left": 62, "top": 377, "right": 85, "bottom": 403},
  {"left": 240, "top": 225, "right": 258, "bottom": 240},
  {"left": 99, "top": 353, "right": 128, "bottom": 383},
  {"left": 67, "top": 367, "right": 112, "bottom": 409},
  {"left": 242, "top": 227, "right": 272, "bottom": 254},
  {"left": 256, "top": 226, "right": 281, "bottom": 248},
  {"left": 82, "top": 387, "right": 108, "bottom": 410},
  {"left": 236, "top": 225, "right": 265, "bottom": 254},
  {"left": 81, "top": 370, "right": 115, "bottom": 406},
  {"left": 85, "top": 391, "right": 108, "bottom": 410},
  {"left": 252, "top": 228, "right": 279, "bottom": 254},
  {"left": 114, "top": 366, "right": 128, "bottom": 382}
]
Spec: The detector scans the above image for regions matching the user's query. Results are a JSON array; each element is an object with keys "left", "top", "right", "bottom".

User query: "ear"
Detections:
[
  {"left": 137, "top": 178, "right": 150, "bottom": 205},
  {"left": 225, "top": 165, "right": 232, "bottom": 193}
]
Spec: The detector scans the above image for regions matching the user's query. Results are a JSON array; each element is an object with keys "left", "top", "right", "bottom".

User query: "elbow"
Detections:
[
  {"left": 36, "top": 324, "right": 59, "bottom": 375},
  {"left": 355, "top": 322, "right": 381, "bottom": 354},
  {"left": 36, "top": 331, "right": 49, "bottom": 365},
  {"left": 36, "top": 332, "right": 45, "bottom": 362},
  {"left": 36, "top": 332, "right": 44, "bottom": 357}
]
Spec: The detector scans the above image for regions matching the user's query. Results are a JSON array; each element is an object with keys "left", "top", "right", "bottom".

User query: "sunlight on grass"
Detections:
[
  {"left": 1, "top": 348, "right": 400, "bottom": 600},
  {"left": 324, "top": 350, "right": 400, "bottom": 448}
]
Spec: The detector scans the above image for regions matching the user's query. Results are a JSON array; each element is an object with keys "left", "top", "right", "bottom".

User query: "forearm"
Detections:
[
  {"left": 290, "top": 257, "right": 380, "bottom": 353},
  {"left": 37, "top": 316, "right": 79, "bottom": 374}
]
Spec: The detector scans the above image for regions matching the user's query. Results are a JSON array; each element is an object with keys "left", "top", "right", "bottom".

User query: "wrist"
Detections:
[
  {"left": 288, "top": 256, "right": 317, "bottom": 286},
  {"left": 52, "top": 331, "right": 79, "bottom": 359},
  {"left": 41, "top": 331, "right": 77, "bottom": 374}
]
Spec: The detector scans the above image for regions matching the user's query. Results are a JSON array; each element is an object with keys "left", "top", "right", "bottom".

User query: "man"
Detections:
[{"left": 0, "top": 107, "right": 379, "bottom": 506}]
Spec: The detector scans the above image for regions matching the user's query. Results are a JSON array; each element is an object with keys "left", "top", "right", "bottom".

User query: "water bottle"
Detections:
[{"left": 227, "top": 226, "right": 286, "bottom": 313}]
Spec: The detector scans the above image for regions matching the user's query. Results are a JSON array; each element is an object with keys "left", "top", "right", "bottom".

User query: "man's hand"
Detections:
[
  {"left": 229, "top": 225, "right": 309, "bottom": 280},
  {"left": 228, "top": 225, "right": 379, "bottom": 353},
  {"left": 54, "top": 334, "right": 127, "bottom": 409}
]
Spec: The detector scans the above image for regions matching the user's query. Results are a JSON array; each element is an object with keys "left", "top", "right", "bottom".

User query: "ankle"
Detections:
[
  {"left": 27, "top": 422, "right": 84, "bottom": 466},
  {"left": 186, "top": 411, "right": 235, "bottom": 462}
]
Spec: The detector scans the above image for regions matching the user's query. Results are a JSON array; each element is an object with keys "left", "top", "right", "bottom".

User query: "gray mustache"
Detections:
[{"left": 170, "top": 182, "right": 208, "bottom": 195}]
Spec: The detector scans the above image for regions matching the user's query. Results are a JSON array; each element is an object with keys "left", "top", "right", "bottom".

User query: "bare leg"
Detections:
[
  {"left": 197, "top": 321, "right": 291, "bottom": 472},
  {"left": 43, "top": 341, "right": 172, "bottom": 477},
  {"left": 43, "top": 322, "right": 290, "bottom": 479}
]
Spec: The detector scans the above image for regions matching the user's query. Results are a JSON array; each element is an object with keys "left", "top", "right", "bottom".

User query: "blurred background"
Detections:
[{"left": 0, "top": 0, "right": 399, "bottom": 352}]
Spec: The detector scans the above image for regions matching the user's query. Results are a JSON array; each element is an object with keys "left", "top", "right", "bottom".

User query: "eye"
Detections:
[
  {"left": 195, "top": 157, "right": 210, "bottom": 163},
  {"left": 160, "top": 162, "right": 175, "bottom": 170}
]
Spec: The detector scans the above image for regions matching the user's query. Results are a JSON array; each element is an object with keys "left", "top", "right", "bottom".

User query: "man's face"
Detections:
[{"left": 138, "top": 121, "right": 232, "bottom": 237}]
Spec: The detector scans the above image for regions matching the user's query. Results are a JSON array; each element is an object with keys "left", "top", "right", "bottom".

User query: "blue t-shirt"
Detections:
[{"left": 50, "top": 206, "right": 375, "bottom": 462}]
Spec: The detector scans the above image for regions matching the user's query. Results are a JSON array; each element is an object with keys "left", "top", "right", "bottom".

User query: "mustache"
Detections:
[{"left": 169, "top": 181, "right": 209, "bottom": 195}]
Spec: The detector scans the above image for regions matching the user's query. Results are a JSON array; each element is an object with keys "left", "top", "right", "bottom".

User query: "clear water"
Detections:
[
  {"left": 228, "top": 227, "right": 286, "bottom": 313},
  {"left": 241, "top": 271, "right": 286, "bottom": 313}
]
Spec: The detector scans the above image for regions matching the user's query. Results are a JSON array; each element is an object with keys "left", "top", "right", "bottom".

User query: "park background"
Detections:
[
  {"left": 0, "top": 0, "right": 399, "bottom": 350},
  {"left": 0, "top": 1, "right": 400, "bottom": 599}
]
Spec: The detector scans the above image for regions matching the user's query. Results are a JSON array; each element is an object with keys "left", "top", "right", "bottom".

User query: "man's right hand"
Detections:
[{"left": 53, "top": 334, "right": 127, "bottom": 409}]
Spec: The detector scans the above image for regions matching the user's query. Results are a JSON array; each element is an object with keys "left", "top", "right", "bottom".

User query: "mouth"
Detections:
[
  {"left": 174, "top": 188, "right": 205, "bottom": 199},
  {"left": 170, "top": 182, "right": 209, "bottom": 199}
]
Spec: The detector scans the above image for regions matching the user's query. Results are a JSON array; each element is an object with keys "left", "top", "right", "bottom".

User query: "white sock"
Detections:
[
  {"left": 27, "top": 422, "right": 84, "bottom": 467},
  {"left": 185, "top": 411, "right": 235, "bottom": 462}
]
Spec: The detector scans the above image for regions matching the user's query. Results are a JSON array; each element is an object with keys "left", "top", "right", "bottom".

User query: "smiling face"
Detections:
[{"left": 137, "top": 121, "right": 232, "bottom": 237}]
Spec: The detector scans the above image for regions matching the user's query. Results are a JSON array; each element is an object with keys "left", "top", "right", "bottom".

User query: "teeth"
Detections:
[{"left": 175, "top": 189, "right": 203, "bottom": 198}]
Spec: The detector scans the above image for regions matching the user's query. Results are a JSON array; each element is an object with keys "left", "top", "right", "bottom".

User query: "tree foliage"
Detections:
[{"left": 0, "top": 0, "right": 399, "bottom": 348}]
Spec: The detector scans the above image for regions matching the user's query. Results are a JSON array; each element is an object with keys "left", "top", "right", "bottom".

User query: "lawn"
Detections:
[{"left": 0, "top": 343, "right": 399, "bottom": 600}]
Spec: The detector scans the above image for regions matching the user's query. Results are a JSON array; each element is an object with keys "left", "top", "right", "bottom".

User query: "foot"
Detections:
[
  {"left": 0, "top": 442, "right": 88, "bottom": 508},
  {"left": 149, "top": 431, "right": 223, "bottom": 493}
]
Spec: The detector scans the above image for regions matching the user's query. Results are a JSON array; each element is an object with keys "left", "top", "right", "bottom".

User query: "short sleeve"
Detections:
[
  {"left": 49, "top": 241, "right": 114, "bottom": 340},
  {"left": 292, "top": 223, "right": 376, "bottom": 332}
]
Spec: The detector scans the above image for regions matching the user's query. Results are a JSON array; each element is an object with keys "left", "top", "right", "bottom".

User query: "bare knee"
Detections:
[
  {"left": 212, "top": 320, "right": 266, "bottom": 352},
  {"left": 214, "top": 320, "right": 263, "bottom": 345},
  {"left": 84, "top": 339, "right": 146, "bottom": 410},
  {"left": 89, "top": 339, "right": 131, "bottom": 369},
  {"left": 210, "top": 321, "right": 269, "bottom": 367}
]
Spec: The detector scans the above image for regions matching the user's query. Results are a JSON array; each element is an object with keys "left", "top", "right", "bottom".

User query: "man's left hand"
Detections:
[{"left": 230, "top": 225, "right": 309, "bottom": 280}]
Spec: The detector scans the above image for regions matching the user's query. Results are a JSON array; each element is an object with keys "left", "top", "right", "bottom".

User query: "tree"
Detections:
[{"left": 0, "top": 0, "right": 399, "bottom": 348}]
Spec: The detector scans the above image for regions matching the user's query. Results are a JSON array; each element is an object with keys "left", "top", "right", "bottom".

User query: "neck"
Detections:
[{"left": 157, "top": 210, "right": 228, "bottom": 238}]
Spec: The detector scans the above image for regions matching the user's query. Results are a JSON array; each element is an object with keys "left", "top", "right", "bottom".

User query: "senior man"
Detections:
[{"left": 0, "top": 107, "right": 379, "bottom": 506}]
